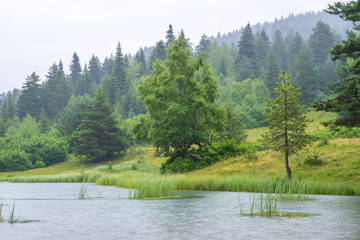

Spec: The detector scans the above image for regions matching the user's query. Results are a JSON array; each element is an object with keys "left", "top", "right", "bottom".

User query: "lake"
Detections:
[{"left": 0, "top": 182, "right": 359, "bottom": 240}]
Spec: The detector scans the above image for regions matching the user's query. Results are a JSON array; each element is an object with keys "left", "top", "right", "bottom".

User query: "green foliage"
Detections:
[
  {"left": 262, "top": 71, "right": 311, "bottom": 178},
  {"left": 304, "top": 150, "right": 323, "bottom": 166},
  {"left": 138, "top": 35, "right": 224, "bottom": 156},
  {"left": 315, "top": 2, "right": 360, "bottom": 127},
  {"left": 17, "top": 72, "right": 43, "bottom": 119},
  {"left": 160, "top": 140, "right": 257, "bottom": 174},
  {"left": 72, "top": 87, "right": 127, "bottom": 162},
  {"left": 219, "top": 103, "right": 247, "bottom": 143}
]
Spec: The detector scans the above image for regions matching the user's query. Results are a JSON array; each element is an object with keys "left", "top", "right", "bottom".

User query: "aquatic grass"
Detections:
[
  {"left": 129, "top": 175, "right": 176, "bottom": 199},
  {"left": 242, "top": 193, "right": 279, "bottom": 217},
  {"left": 0, "top": 203, "right": 3, "bottom": 222},
  {"left": 8, "top": 202, "right": 18, "bottom": 224},
  {"left": 78, "top": 185, "right": 88, "bottom": 199}
]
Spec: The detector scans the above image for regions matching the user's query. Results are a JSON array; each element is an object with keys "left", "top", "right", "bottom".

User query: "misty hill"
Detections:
[{"left": 211, "top": 11, "right": 353, "bottom": 46}]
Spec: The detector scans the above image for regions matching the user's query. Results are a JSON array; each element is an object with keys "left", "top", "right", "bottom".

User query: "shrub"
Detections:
[
  {"left": 304, "top": 151, "right": 323, "bottom": 166},
  {"left": 160, "top": 140, "right": 258, "bottom": 174}
]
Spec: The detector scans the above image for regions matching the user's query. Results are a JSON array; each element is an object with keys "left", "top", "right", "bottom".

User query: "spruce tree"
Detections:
[
  {"left": 149, "top": 40, "right": 166, "bottom": 71},
  {"left": 262, "top": 71, "right": 310, "bottom": 179},
  {"left": 73, "top": 87, "right": 127, "bottom": 162},
  {"left": 265, "top": 51, "right": 280, "bottom": 98},
  {"left": 308, "top": 20, "right": 336, "bottom": 66},
  {"left": 17, "top": 72, "right": 43, "bottom": 119},
  {"left": 271, "top": 29, "right": 286, "bottom": 70},
  {"left": 89, "top": 55, "right": 102, "bottom": 84},
  {"left": 195, "top": 34, "right": 211, "bottom": 56},
  {"left": 314, "top": 0, "right": 360, "bottom": 126},
  {"left": 69, "top": 52, "right": 82, "bottom": 87},
  {"left": 255, "top": 30, "right": 270, "bottom": 68},
  {"left": 165, "top": 24, "right": 175, "bottom": 48}
]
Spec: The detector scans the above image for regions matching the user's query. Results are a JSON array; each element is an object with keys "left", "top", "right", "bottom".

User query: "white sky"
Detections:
[{"left": 0, "top": 0, "right": 338, "bottom": 93}]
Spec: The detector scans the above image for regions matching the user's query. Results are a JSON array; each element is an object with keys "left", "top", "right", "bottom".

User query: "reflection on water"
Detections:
[{"left": 0, "top": 182, "right": 359, "bottom": 240}]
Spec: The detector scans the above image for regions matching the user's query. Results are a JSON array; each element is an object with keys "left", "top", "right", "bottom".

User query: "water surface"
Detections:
[{"left": 0, "top": 182, "right": 359, "bottom": 240}]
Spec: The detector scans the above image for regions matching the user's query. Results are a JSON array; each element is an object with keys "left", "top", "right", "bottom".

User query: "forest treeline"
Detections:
[{"left": 0, "top": 11, "right": 356, "bottom": 172}]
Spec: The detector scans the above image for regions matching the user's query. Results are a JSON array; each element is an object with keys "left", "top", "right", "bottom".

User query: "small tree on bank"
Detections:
[{"left": 261, "top": 71, "right": 311, "bottom": 179}]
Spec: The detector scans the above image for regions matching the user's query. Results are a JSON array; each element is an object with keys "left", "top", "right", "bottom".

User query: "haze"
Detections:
[{"left": 0, "top": 0, "right": 337, "bottom": 93}]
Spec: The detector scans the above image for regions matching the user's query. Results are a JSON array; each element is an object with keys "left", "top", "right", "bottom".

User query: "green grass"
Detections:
[{"left": 1, "top": 111, "right": 359, "bottom": 196}]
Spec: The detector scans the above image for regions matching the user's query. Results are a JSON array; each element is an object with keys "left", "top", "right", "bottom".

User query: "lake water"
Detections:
[{"left": 0, "top": 182, "right": 359, "bottom": 240}]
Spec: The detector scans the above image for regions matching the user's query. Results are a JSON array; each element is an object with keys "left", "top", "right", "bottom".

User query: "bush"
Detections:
[
  {"left": 160, "top": 140, "right": 257, "bottom": 174},
  {"left": 0, "top": 134, "right": 69, "bottom": 172},
  {"left": 304, "top": 151, "right": 323, "bottom": 166}
]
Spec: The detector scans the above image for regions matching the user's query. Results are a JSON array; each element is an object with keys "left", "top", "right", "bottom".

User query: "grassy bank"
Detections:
[{"left": 1, "top": 112, "right": 359, "bottom": 196}]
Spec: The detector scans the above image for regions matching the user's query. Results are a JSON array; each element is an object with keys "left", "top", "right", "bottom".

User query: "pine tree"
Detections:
[
  {"left": 73, "top": 87, "right": 127, "bottom": 162},
  {"left": 264, "top": 51, "right": 280, "bottom": 98},
  {"left": 135, "top": 48, "right": 147, "bottom": 76},
  {"left": 235, "top": 23, "right": 257, "bottom": 80},
  {"left": 69, "top": 52, "right": 82, "bottom": 87},
  {"left": 262, "top": 71, "right": 311, "bottom": 179},
  {"left": 17, "top": 72, "right": 43, "bottom": 119},
  {"left": 271, "top": 29, "right": 286, "bottom": 70},
  {"left": 308, "top": 20, "right": 336, "bottom": 66},
  {"left": 195, "top": 34, "right": 211, "bottom": 56},
  {"left": 293, "top": 45, "right": 319, "bottom": 105},
  {"left": 165, "top": 24, "right": 175, "bottom": 48},
  {"left": 89, "top": 55, "right": 102, "bottom": 84},
  {"left": 149, "top": 40, "right": 167, "bottom": 71},
  {"left": 255, "top": 30, "right": 270, "bottom": 68}
]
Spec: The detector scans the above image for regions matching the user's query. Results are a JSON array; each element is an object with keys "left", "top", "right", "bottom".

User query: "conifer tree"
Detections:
[
  {"left": 135, "top": 48, "right": 147, "bottom": 76},
  {"left": 149, "top": 40, "right": 167, "bottom": 71},
  {"left": 255, "top": 30, "right": 270, "bottom": 68},
  {"left": 265, "top": 51, "right": 280, "bottom": 98},
  {"left": 308, "top": 20, "right": 336, "bottom": 66},
  {"left": 17, "top": 72, "right": 43, "bottom": 119},
  {"left": 73, "top": 87, "right": 127, "bottom": 162},
  {"left": 271, "top": 29, "right": 286, "bottom": 70},
  {"left": 112, "top": 42, "right": 126, "bottom": 96},
  {"left": 89, "top": 55, "right": 102, "bottom": 84},
  {"left": 165, "top": 24, "right": 175, "bottom": 48},
  {"left": 195, "top": 34, "right": 211, "bottom": 56},
  {"left": 69, "top": 52, "right": 82, "bottom": 87},
  {"left": 262, "top": 71, "right": 310, "bottom": 179}
]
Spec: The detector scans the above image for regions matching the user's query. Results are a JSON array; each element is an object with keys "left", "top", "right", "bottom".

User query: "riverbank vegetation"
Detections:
[{"left": 0, "top": 3, "right": 359, "bottom": 197}]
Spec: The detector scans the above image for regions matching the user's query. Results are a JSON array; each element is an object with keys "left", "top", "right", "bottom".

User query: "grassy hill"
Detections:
[{"left": 1, "top": 111, "right": 359, "bottom": 195}]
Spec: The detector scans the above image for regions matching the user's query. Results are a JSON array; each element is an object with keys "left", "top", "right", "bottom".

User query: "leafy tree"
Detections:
[
  {"left": 314, "top": 1, "right": 360, "bottom": 127},
  {"left": 236, "top": 56, "right": 254, "bottom": 81},
  {"left": 17, "top": 72, "right": 43, "bottom": 119},
  {"left": 220, "top": 103, "right": 247, "bottom": 143},
  {"left": 195, "top": 34, "right": 211, "bottom": 56},
  {"left": 165, "top": 24, "right": 175, "bottom": 48},
  {"left": 56, "top": 94, "right": 92, "bottom": 136},
  {"left": 137, "top": 35, "right": 224, "bottom": 157},
  {"left": 262, "top": 71, "right": 310, "bottom": 179},
  {"left": 72, "top": 87, "right": 127, "bottom": 162},
  {"left": 308, "top": 20, "right": 336, "bottom": 66},
  {"left": 69, "top": 52, "right": 82, "bottom": 87}
]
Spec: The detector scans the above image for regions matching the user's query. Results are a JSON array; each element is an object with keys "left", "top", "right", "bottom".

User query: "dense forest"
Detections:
[{"left": 0, "top": 10, "right": 357, "bottom": 172}]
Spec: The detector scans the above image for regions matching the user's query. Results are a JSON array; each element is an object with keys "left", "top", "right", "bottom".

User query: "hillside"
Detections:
[
  {"left": 1, "top": 111, "right": 359, "bottom": 195},
  {"left": 211, "top": 11, "right": 352, "bottom": 46}
]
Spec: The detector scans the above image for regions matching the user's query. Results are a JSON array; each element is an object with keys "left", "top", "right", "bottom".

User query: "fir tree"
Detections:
[
  {"left": 17, "top": 72, "right": 43, "bottom": 119},
  {"left": 262, "top": 71, "right": 311, "bottom": 179},
  {"left": 73, "top": 87, "right": 127, "bottom": 162},
  {"left": 69, "top": 52, "right": 82, "bottom": 87},
  {"left": 195, "top": 34, "right": 211, "bottom": 56},
  {"left": 165, "top": 24, "right": 175, "bottom": 48},
  {"left": 88, "top": 55, "right": 102, "bottom": 84}
]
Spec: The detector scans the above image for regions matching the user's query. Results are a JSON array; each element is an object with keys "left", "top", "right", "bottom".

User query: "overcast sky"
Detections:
[{"left": 0, "top": 0, "right": 338, "bottom": 93}]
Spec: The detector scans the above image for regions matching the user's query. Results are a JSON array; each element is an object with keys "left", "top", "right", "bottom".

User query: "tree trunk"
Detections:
[{"left": 285, "top": 148, "right": 291, "bottom": 179}]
